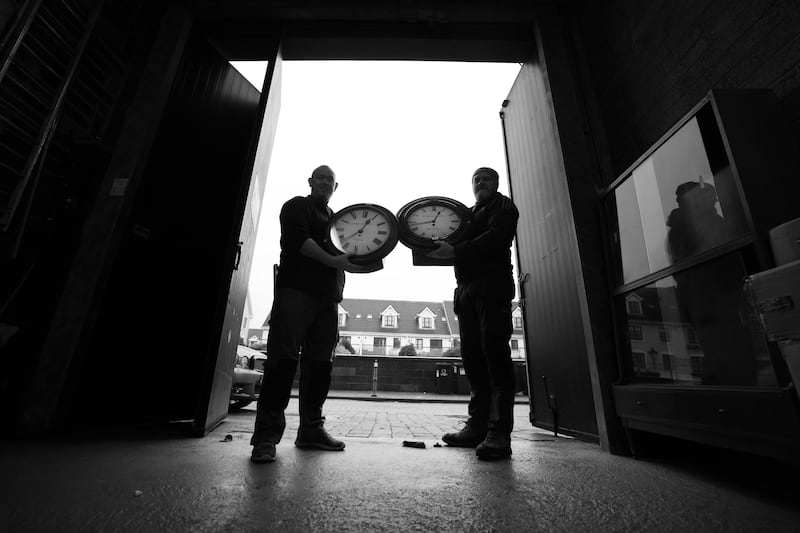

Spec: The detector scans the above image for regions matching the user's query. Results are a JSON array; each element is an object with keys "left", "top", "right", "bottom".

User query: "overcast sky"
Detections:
[{"left": 231, "top": 60, "right": 521, "bottom": 327}]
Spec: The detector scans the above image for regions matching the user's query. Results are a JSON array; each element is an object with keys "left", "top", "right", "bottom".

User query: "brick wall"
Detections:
[
  {"left": 577, "top": 0, "right": 800, "bottom": 180},
  {"left": 293, "top": 355, "right": 528, "bottom": 394}
]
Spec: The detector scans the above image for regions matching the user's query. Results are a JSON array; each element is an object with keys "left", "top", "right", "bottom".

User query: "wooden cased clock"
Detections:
[
  {"left": 396, "top": 196, "right": 472, "bottom": 266},
  {"left": 327, "top": 203, "right": 400, "bottom": 273}
]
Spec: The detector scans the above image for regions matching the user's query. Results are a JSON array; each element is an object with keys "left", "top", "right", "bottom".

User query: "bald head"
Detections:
[{"left": 308, "top": 165, "right": 337, "bottom": 203}]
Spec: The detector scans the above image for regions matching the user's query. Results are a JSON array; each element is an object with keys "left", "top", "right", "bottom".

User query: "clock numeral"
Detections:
[
  {"left": 350, "top": 212, "right": 357, "bottom": 219},
  {"left": 372, "top": 238, "right": 383, "bottom": 245},
  {"left": 448, "top": 226, "right": 456, "bottom": 230},
  {"left": 376, "top": 221, "right": 385, "bottom": 226},
  {"left": 362, "top": 210, "right": 368, "bottom": 218},
  {"left": 343, "top": 242, "right": 351, "bottom": 249},
  {"left": 354, "top": 245, "right": 359, "bottom": 253},
  {"left": 377, "top": 230, "right": 387, "bottom": 235}
]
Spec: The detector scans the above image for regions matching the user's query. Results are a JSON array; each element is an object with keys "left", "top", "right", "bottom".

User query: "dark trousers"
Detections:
[
  {"left": 455, "top": 277, "right": 516, "bottom": 435},
  {"left": 251, "top": 288, "right": 338, "bottom": 445}
]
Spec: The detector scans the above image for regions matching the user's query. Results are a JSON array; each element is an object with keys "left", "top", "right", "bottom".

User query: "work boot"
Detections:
[
  {"left": 250, "top": 441, "right": 277, "bottom": 463},
  {"left": 251, "top": 358, "right": 298, "bottom": 447},
  {"left": 295, "top": 426, "right": 345, "bottom": 451},
  {"left": 476, "top": 431, "right": 512, "bottom": 460},
  {"left": 295, "top": 360, "right": 344, "bottom": 451},
  {"left": 442, "top": 421, "right": 487, "bottom": 448}
]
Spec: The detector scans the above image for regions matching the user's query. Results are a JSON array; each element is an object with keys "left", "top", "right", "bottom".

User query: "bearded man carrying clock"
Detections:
[
  {"left": 251, "top": 165, "right": 366, "bottom": 463},
  {"left": 427, "top": 167, "right": 520, "bottom": 460}
]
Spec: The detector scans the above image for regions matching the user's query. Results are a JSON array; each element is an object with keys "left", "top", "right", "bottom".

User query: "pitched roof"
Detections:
[
  {"left": 247, "top": 328, "right": 266, "bottom": 339},
  {"left": 626, "top": 285, "right": 682, "bottom": 323},
  {"left": 339, "top": 298, "right": 454, "bottom": 336}
]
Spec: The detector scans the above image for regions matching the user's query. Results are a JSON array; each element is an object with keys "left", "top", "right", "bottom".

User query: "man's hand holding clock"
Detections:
[{"left": 426, "top": 241, "right": 455, "bottom": 260}]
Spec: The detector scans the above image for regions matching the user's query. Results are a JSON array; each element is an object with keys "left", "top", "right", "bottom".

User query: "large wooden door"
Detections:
[
  {"left": 501, "top": 56, "right": 599, "bottom": 440},
  {"left": 196, "top": 48, "right": 283, "bottom": 435},
  {"left": 71, "top": 31, "right": 282, "bottom": 432}
]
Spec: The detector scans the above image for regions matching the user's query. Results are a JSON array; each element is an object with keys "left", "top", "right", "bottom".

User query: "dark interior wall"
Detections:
[
  {"left": 73, "top": 30, "right": 262, "bottom": 426},
  {"left": 577, "top": 0, "right": 800, "bottom": 180},
  {"left": 0, "top": 1, "right": 160, "bottom": 434}
]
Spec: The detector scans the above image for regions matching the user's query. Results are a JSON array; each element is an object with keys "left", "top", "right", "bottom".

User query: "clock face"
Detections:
[
  {"left": 396, "top": 196, "right": 471, "bottom": 251},
  {"left": 405, "top": 204, "right": 463, "bottom": 241},
  {"left": 328, "top": 204, "right": 399, "bottom": 262}
]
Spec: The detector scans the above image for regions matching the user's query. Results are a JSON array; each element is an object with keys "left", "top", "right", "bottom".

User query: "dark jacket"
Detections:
[
  {"left": 453, "top": 191, "right": 518, "bottom": 288},
  {"left": 275, "top": 195, "right": 345, "bottom": 302}
]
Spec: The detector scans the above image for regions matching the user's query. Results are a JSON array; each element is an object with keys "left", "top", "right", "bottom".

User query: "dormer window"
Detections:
[
  {"left": 625, "top": 294, "right": 644, "bottom": 316},
  {"left": 380, "top": 305, "right": 399, "bottom": 328},
  {"left": 512, "top": 306, "right": 523, "bottom": 329},
  {"left": 417, "top": 307, "right": 436, "bottom": 330},
  {"left": 337, "top": 304, "right": 348, "bottom": 327}
]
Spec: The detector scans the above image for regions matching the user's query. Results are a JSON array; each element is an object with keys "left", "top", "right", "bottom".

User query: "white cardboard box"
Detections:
[
  {"left": 778, "top": 340, "right": 800, "bottom": 401},
  {"left": 745, "top": 260, "right": 800, "bottom": 341}
]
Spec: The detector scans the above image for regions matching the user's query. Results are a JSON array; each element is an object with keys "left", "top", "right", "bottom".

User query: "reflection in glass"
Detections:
[
  {"left": 621, "top": 253, "right": 775, "bottom": 386},
  {"left": 612, "top": 107, "right": 748, "bottom": 284}
]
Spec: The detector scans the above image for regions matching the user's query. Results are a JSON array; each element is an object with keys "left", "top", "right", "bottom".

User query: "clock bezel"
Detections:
[
  {"left": 396, "top": 196, "right": 472, "bottom": 251},
  {"left": 326, "top": 203, "right": 400, "bottom": 266}
]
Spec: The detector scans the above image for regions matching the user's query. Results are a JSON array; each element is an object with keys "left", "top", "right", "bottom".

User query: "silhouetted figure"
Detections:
[
  {"left": 428, "top": 167, "right": 519, "bottom": 460},
  {"left": 250, "top": 165, "right": 366, "bottom": 463},
  {"left": 667, "top": 181, "right": 726, "bottom": 262},
  {"left": 666, "top": 180, "right": 756, "bottom": 385}
]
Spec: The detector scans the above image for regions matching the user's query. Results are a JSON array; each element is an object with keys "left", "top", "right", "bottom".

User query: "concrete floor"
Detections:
[{"left": 1, "top": 398, "right": 799, "bottom": 532}]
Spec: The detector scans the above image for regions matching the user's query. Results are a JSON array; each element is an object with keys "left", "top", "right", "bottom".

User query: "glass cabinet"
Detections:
[{"left": 603, "top": 90, "right": 800, "bottom": 460}]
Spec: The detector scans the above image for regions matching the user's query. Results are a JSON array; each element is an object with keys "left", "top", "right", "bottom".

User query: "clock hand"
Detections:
[
  {"left": 343, "top": 218, "right": 373, "bottom": 240},
  {"left": 343, "top": 227, "right": 366, "bottom": 240}
]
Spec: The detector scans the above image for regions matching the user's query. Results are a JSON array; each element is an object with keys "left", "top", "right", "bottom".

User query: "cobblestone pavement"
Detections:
[{"left": 223, "top": 398, "right": 558, "bottom": 443}]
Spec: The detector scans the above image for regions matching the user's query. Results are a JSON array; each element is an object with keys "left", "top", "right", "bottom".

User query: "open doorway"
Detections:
[{"left": 229, "top": 59, "right": 529, "bottom": 407}]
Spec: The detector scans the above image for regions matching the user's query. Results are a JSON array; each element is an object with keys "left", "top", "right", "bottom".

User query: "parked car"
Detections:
[{"left": 230, "top": 345, "right": 266, "bottom": 411}]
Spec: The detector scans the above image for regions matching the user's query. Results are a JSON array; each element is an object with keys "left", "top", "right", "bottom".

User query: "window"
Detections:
[
  {"left": 382, "top": 314, "right": 397, "bottom": 327},
  {"left": 690, "top": 356, "right": 703, "bottom": 376},
  {"left": 356, "top": 314, "right": 361, "bottom": 319},
  {"left": 511, "top": 339, "right": 519, "bottom": 350},
  {"left": 610, "top": 108, "right": 748, "bottom": 285},
  {"left": 374, "top": 337, "right": 386, "bottom": 347},
  {"left": 619, "top": 257, "right": 776, "bottom": 386},
  {"left": 393, "top": 338, "right": 401, "bottom": 348},
  {"left": 441, "top": 317, "right": 447, "bottom": 322},
  {"left": 338, "top": 313, "right": 346, "bottom": 327},
  {"left": 430, "top": 339, "right": 442, "bottom": 349},
  {"left": 662, "top": 353, "right": 672, "bottom": 371},
  {"left": 415, "top": 339, "right": 423, "bottom": 350},
  {"left": 632, "top": 352, "right": 646, "bottom": 369},
  {"left": 421, "top": 317, "right": 433, "bottom": 329},
  {"left": 626, "top": 299, "right": 642, "bottom": 315},
  {"left": 686, "top": 327, "right": 699, "bottom": 347},
  {"left": 513, "top": 316, "right": 523, "bottom": 329}
]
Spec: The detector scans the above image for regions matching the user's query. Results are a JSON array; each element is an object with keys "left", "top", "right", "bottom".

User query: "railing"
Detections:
[{"left": 338, "top": 343, "right": 526, "bottom": 359}]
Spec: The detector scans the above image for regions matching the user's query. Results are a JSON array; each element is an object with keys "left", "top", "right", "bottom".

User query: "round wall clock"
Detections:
[
  {"left": 396, "top": 196, "right": 472, "bottom": 265},
  {"left": 327, "top": 203, "right": 400, "bottom": 272}
]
